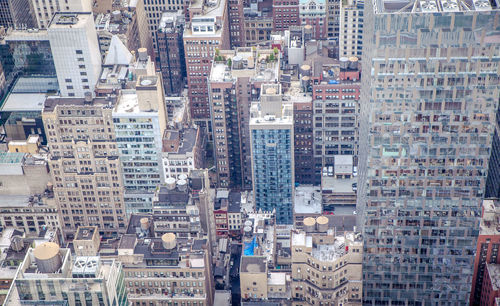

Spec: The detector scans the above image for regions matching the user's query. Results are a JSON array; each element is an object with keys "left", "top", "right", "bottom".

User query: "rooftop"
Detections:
[
  {"left": 488, "top": 263, "right": 500, "bottom": 291},
  {"left": 267, "top": 272, "right": 286, "bottom": 285},
  {"left": 162, "top": 128, "right": 198, "bottom": 154},
  {"left": 210, "top": 48, "right": 279, "bottom": 83},
  {"left": 49, "top": 12, "right": 93, "bottom": 29},
  {"left": 44, "top": 96, "right": 117, "bottom": 112},
  {"left": 294, "top": 186, "right": 322, "bottom": 214},
  {"left": 480, "top": 199, "right": 500, "bottom": 235},
  {"left": 114, "top": 90, "right": 139, "bottom": 113},
  {"left": 214, "top": 290, "right": 231, "bottom": 306},
  {"left": 75, "top": 226, "right": 97, "bottom": 241},
  {"left": 241, "top": 256, "right": 266, "bottom": 273},
  {"left": 0, "top": 152, "right": 24, "bottom": 165},
  {"left": 322, "top": 176, "right": 357, "bottom": 193}
]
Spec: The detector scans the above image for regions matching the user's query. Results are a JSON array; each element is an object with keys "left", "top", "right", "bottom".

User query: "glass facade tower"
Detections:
[
  {"left": 250, "top": 84, "right": 294, "bottom": 224},
  {"left": 358, "top": 1, "right": 500, "bottom": 304}
]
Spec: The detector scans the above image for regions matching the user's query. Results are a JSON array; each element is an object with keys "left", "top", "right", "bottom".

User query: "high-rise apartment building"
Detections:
[
  {"left": 42, "top": 96, "right": 127, "bottom": 239},
  {"left": 48, "top": 12, "right": 102, "bottom": 98},
  {"left": 299, "top": 0, "right": 327, "bottom": 39},
  {"left": 358, "top": 3, "right": 500, "bottom": 304},
  {"left": 161, "top": 127, "right": 204, "bottom": 180},
  {"left": 113, "top": 76, "right": 167, "bottom": 215},
  {"left": 0, "top": 0, "right": 35, "bottom": 29},
  {"left": 10, "top": 242, "right": 128, "bottom": 305},
  {"left": 293, "top": 101, "right": 315, "bottom": 185},
  {"left": 183, "top": 0, "right": 230, "bottom": 133},
  {"left": 227, "top": 0, "right": 245, "bottom": 47},
  {"left": 291, "top": 225, "right": 363, "bottom": 305},
  {"left": 338, "top": 0, "right": 363, "bottom": 58},
  {"left": 156, "top": 11, "right": 186, "bottom": 96},
  {"left": 486, "top": 104, "right": 500, "bottom": 198},
  {"left": 325, "top": 0, "right": 340, "bottom": 39},
  {"left": 141, "top": 0, "right": 186, "bottom": 56},
  {"left": 272, "top": 0, "right": 299, "bottom": 31},
  {"left": 471, "top": 199, "right": 500, "bottom": 305},
  {"left": 31, "top": 0, "right": 91, "bottom": 29},
  {"left": 312, "top": 62, "right": 360, "bottom": 178},
  {"left": 209, "top": 47, "right": 279, "bottom": 189},
  {"left": 250, "top": 83, "right": 294, "bottom": 224}
]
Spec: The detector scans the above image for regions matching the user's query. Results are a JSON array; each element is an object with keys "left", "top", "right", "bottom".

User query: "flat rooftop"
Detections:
[
  {"left": 322, "top": 176, "right": 357, "bottom": 193},
  {"left": 0, "top": 195, "right": 30, "bottom": 208},
  {"left": 294, "top": 186, "right": 322, "bottom": 214},
  {"left": 114, "top": 90, "right": 139, "bottom": 113},
  {"left": 212, "top": 49, "right": 279, "bottom": 83},
  {"left": 49, "top": 12, "right": 93, "bottom": 29},
  {"left": 1, "top": 93, "right": 46, "bottom": 112},
  {"left": 0, "top": 152, "right": 24, "bottom": 164},
  {"left": 267, "top": 272, "right": 286, "bottom": 285},
  {"left": 75, "top": 226, "right": 97, "bottom": 241},
  {"left": 44, "top": 96, "right": 117, "bottom": 112},
  {"left": 241, "top": 256, "right": 266, "bottom": 273}
]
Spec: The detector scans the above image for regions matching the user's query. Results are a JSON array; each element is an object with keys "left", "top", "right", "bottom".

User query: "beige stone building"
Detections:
[
  {"left": 240, "top": 256, "right": 269, "bottom": 300},
  {"left": 291, "top": 224, "right": 363, "bottom": 305},
  {"left": 73, "top": 226, "right": 101, "bottom": 256},
  {"left": 118, "top": 230, "right": 214, "bottom": 305},
  {"left": 42, "top": 96, "right": 127, "bottom": 239}
]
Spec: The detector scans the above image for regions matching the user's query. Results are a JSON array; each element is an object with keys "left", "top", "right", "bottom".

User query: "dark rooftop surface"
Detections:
[
  {"left": 119, "top": 234, "right": 137, "bottom": 249},
  {"left": 75, "top": 226, "right": 97, "bottom": 241},
  {"left": 163, "top": 128, "right": 198, "bottom": 154},
  {"left": 44, "top": 96, "right": 117, "bottom": 112},
  {"left": 126, "top": 214, "right": 153, "bottom": 236},
  {"left": 240, "top": 256, "right": 266, "bottom": 273},
  {"left": 228, "top": 192, "right": 241, "bottom": 213},
  {"left": 156, "top": 186, "right": 190, "bottom": 205}
]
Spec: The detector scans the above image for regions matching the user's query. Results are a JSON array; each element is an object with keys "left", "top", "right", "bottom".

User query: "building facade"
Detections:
[
  {"left": 312, "top": 63, "right": 360, "bottom": 179},
  {"left": 42, "top": 97, "right": 127, "bottom": 239},
  {"left": 299, "top": 0, "right": 327, "bottom": 40},
  {"left": 183, "top": 0, "right": 230, "bottom": 133},
  {"left": 250, "top": 84, "right": 294, "bottom": 224},
  {"left": 293, "top": 101, "right": 315, "bottom": 185},
  {"left": 31, "top": 0, "right": 91, "bottom": 29},
  {"left": 156, "top": 11, "right": 186, "bottom": 96},
  {"left": 471, "top": 199, "right": 500, "bottom": 305},
  {"left": 272, "top": 0, "right": 300, "bottom": 32},
  {"left": 11, "top": 243, "right": 127, "bottom": 305},
  {"left": 209, "top": 48, "right": 279, "bottom": 189},
  {"left": 486, "top": 104, "right": 500, "bottom": 198},
  {"left": 358, "top": 4, "right": 500, "bottom": 304},
  {"left": 291, "top": 227, "right": 363, "bottom": 305},
  {"left": 0, "top": 0, "right": 35, "bottom": 29},
  {"left": 47, "top": 12, "right": 102, "bottom": 98},
  {"left": 113, "top": 74, "right": 167, "bottom": 215},
  {"left": 338, "top": 0, "right": 363, "bottom": 58}
]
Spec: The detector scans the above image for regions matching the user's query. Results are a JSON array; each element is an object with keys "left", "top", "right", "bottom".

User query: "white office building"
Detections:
[
  {"left": 31, "top": 0, "right": 92, "bottom": 29},
  {"left": 48, "top": 12, "right": 101, "bottom": 98}
]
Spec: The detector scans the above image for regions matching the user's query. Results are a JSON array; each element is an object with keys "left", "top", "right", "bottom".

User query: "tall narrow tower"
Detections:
[{"left": 358, "top": 1, "right": 500, "bottom": 303}]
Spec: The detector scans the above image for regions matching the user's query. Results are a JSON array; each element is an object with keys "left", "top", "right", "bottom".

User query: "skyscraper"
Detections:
[
  {"left": 42, "top": 96, "right": 127, "bottom": 239},
  {"left": 156, "top": 11, "right": 186, "bottom": 96},
  {"left": 183, "top": 0, "right": 230, "bottom": 134},
  {"left": 48, "top": 12, "right": 102, "bottom": 98},
  {"left": 250, "top": 83, "right": 294, "bottom": 224},
  {"left": 209, "top": 47, "right": 280, "bottom": 189},
  {"left": 358, "top": 2, "right": 500, "bottom": 304}
]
